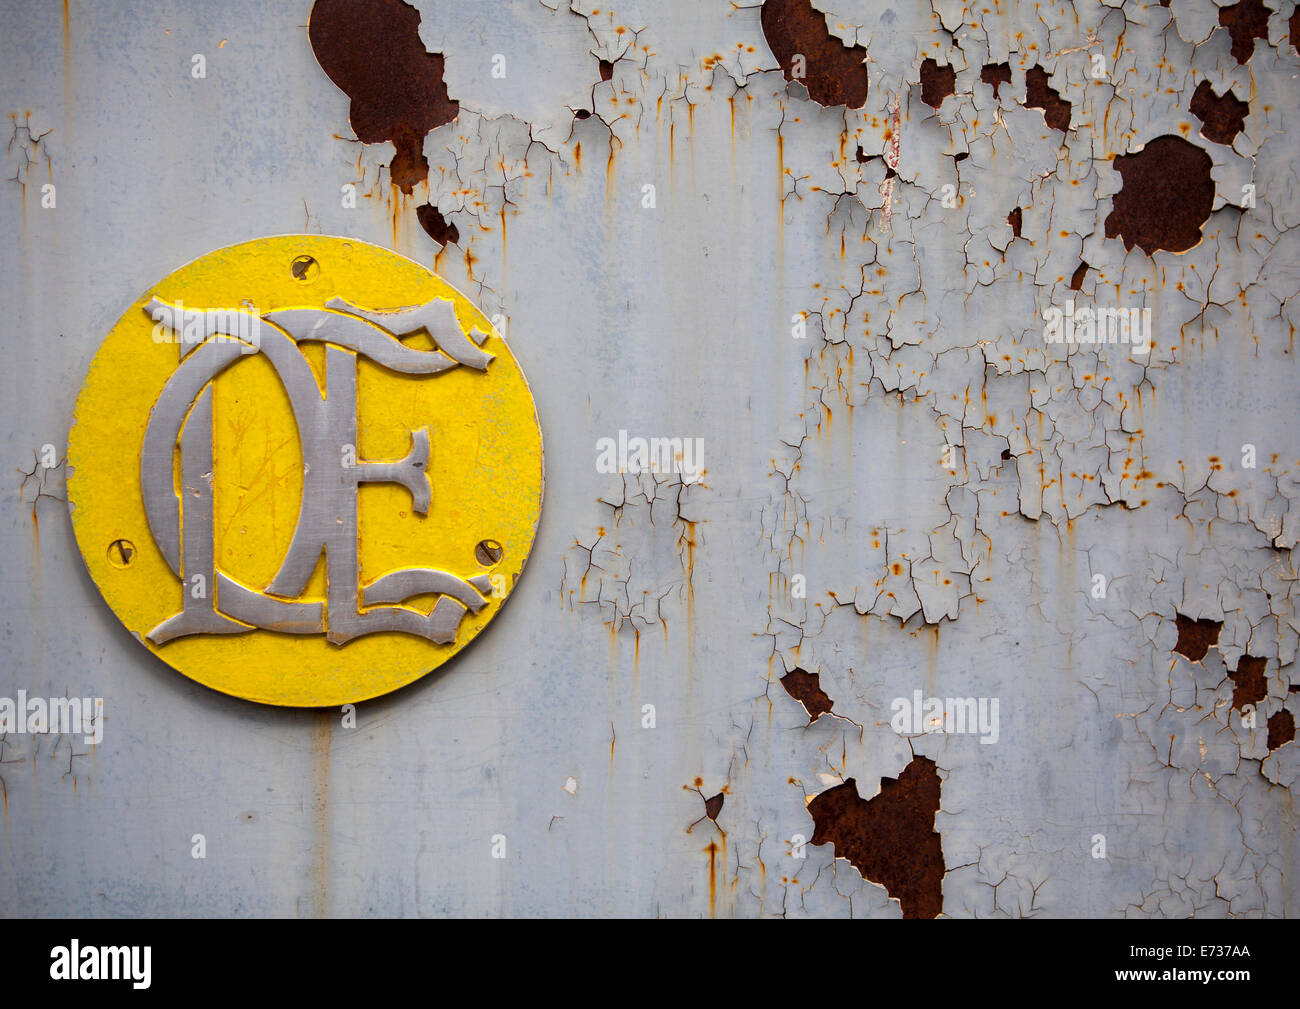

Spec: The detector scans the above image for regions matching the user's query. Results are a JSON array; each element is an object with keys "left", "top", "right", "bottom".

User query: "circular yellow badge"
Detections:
[{"left": 67, "top": 236, "right": 543, "bottom": 706}]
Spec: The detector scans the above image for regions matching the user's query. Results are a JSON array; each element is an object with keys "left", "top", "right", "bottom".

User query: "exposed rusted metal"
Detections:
[
  {"left": 1268, "top": 710, "right": 1296, "bottom": 751},
  {"left": 1189, "top": 80, "right": 1249, "bottom": 146},
  {"left": 1218, "top": 0, "right": 1273, "bottom": 64},
  {"left": 779, "top": 667, "right": 834, "bottom": 721},
  {"left": 919, "top": 58, "right": 955, "bottom": 110},
  {"left": 308, "top": 0, "right": 459, "bottom": 194},
  {"left": 759, "top": 0, "right": 868, "bottom": 110},
  {"left": 1229, "top": 656, "right": 1268, "bottom": 711},
  {"left": 979, "top": 62, "right": 1011, "bottom": 99},
  {"left": 1024, "top": 66, "right": 1071, "bottom": 134},
  {"left": 807, "top": 757, "right": 943, "bottom": 919},
  {"left": 1172, "top": 613, "right": 1224, "bottom": 662},
  {"left": 1006, "top": 206, "right": 1022, "bottom": 239},
  {"left": 1104, "top": 136, "right": 1215, "bottom": 255},
  {"left": 416, "top": 203, "right": 459, "bottom": 246}
]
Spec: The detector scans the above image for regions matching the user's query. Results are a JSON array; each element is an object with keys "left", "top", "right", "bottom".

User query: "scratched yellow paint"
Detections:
[{"left": 67, "top": 236, "right": 544, "bottom": 706}]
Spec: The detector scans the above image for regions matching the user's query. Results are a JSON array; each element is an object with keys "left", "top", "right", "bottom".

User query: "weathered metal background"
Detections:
[{"left": 2, "top": 0, "right": 1297, "bottom": 917}]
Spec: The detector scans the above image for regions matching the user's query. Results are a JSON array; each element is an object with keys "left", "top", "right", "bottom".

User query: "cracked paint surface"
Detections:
[{"left": 1, "top": 0, "right": 1298, "bottom": 917}]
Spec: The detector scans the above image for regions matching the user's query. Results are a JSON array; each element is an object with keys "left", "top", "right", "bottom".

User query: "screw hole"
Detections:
[{"left": 475, "top": 540, "right": 504, "bottom": 565}]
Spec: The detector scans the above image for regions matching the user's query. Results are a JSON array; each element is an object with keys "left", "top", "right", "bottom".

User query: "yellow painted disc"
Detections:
[{"left": 67, "top": 236, "right": 543, "bottom": 706}]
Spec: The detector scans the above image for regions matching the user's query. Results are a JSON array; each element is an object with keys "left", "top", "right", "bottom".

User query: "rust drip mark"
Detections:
[
  {"left": 308, "top": 0, "right": 459, "bottom": 195},
  {"left": 1069, "top": 262, "right": 1089, "bottom": 290},
  {"left": 1229, "top": 655, "right": 1267, "bottom": 711},
  {"left": 1267, "top": 709, "right": 1295, "bottom": 750},
  {"left": 779, "top": 667, "right": 834, "bottom": 721},
  {"left": 416, "top": 203, "right": 459, "bottom": 246},
  {"left": 705, "top": 839, "right": 719, "bottom": 916},
  {"left": 807, "top": 756, "right": 943, "bottom": 919},
  {"left": 1217, "top": 0, "right": 1273, "bottom": 64},
  {"left": 1104, "top": 136, "right": 1214, "bottom": 255},
  {"left": 980, "top": 62, "right": 1011, "bottom": 98},
  {"left": 919, "top": 59, "right": 955, "bottom": 109},
  {"left": 1172, "top": 613, "right": 1223, "bottom": 662},
  {"left": 1007, "top": 206, "right": 1023, "bottom": 238},
  {"left": 1189, "top": 80, "right": 1249, "bottom": 146},
  {"left": 1024, "top": 66, "right": 1071, "bottom": 133},
  {"left": 759, "top": 0, "right": 868, "bottom": 110}
]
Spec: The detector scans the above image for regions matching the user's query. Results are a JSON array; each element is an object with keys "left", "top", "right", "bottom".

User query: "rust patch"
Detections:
[
  {"left": 919, "top": 58, "right": 955, "bottom": 109},
  {"left": 807, "top": 756, "right": 943, "bottom": 919},
  {"left": 599, "top": 58, "right": 614, "bottom": 82},
  {"left": 1069, "top": 262, "right": 1089, "bottom": 290},
  {"left": 779, "top": 667, "right": 834, "bottom": 721},
  {"left": 686, "top": 780, "right": 726, "bottom": 833},
  {"left": 759, "top": 0, "right": 868, "bottom": 110},
  {"left": 1291, "top": 7, "right": 1300, "bottom": 50},
  {"left": 980, "top": 62, "right": 1011, "bottom": 99},
  {"left": 308, "top": 0, "right": 459, "bottom": 195},
  {"left": 1229, "top": 655, "right": 1267, "bottom": 711},
  {"left": 1189, "top": 80, "right": 1248, "bottom": 146},
  {"left": 1218, "top": 0, "right": 1272, "bottom": 64},
  {"left": 1267, "top": 709, "right": 1294, "bottom": 750},
  {"left": 1024, "top": 66, "right": 1071, "bottom": 133},
  {"left": 1172, "top": 613, "right": 1223, "bottom": 662},
  {"left": 1007, "top": 206, "right": 1022, "bottom": 238},
  {"left": 416, "top": 203, "right": 459, "bottom": 246},
  {"left": 1104, "top": 136, "right": 1214, "bottom": 255}
]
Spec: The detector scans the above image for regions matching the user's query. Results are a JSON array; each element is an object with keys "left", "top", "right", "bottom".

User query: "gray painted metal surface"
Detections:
[{"left": 2, "top": 0, "right": 1297, "bottom": 917}]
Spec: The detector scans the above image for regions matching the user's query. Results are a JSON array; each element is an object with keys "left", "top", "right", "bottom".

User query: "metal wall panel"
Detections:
[{"left": 2, "top": 0, "right": 1297, "bottom": 917}]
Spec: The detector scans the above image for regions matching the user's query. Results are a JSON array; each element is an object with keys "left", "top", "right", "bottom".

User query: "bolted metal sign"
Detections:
[{"left": 67, "top": 236, "right": 543, "bottom": 706}]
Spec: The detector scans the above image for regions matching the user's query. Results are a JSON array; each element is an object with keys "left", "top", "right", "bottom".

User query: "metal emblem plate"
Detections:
[{"left": 67, "top": 236, "right": 543, "bottom": 706}]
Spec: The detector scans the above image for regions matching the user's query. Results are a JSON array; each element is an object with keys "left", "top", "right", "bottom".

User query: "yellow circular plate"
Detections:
[{"left": 67, "top": 236, "right": 543, "bottom": 706}]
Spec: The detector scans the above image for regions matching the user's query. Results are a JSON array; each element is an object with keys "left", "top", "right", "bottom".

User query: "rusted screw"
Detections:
[
  {"left": 107, "top": 539, "right": 135, "bottom": 567},
  {"left": 291, "top": 255, "right": 319, "bottom": 281},
  {"left": 475, "top": 540, "right": 503, "bottom": 565}
]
